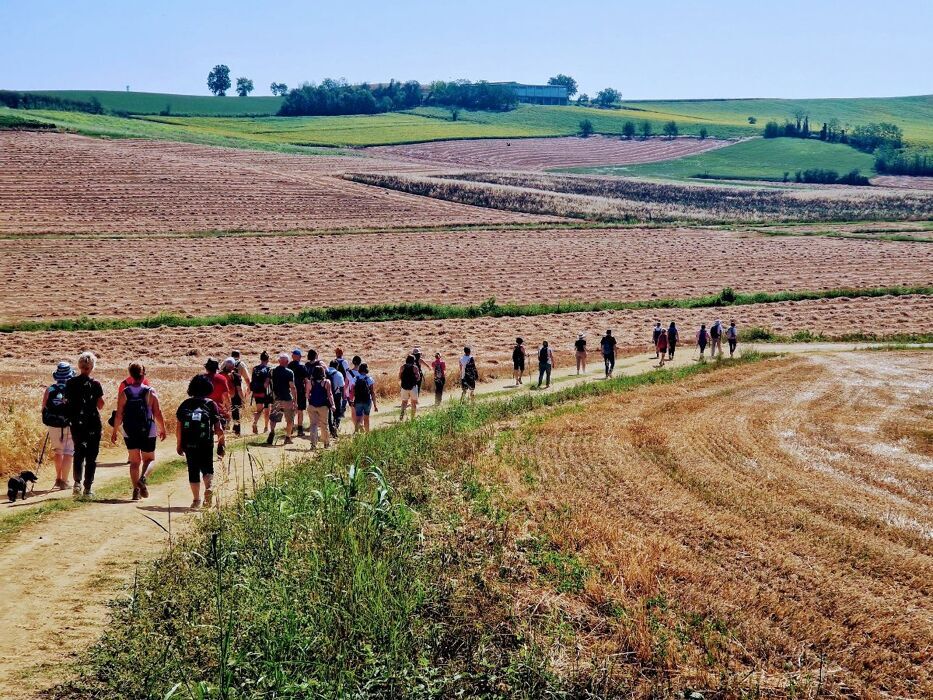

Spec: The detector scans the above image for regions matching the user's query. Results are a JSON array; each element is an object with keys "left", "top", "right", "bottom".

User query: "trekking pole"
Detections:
[{"left": 33, "top": 432, "right": 50, "bottom": 490}]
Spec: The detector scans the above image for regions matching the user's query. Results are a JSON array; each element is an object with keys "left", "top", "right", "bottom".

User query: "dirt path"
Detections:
[{"left": 0, "top": 343, "right": 921, "bottom": 698}]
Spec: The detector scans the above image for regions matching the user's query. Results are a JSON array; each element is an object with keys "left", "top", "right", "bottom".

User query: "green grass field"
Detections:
[
  {"left": 620, "top": 95, "right": 933, "bottom": 146},
  {"left": 565, "top": 138, "right": 878, "bottom": 181},
  {"left": 26, "top": 90, "right": 283, "bottom": 116}
]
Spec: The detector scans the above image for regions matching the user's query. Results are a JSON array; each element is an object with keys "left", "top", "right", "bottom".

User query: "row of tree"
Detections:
[
  {"left": 579, "top": 119, "right": 684, "bottom": 139},
  {"left": 874, "top": 149, "right": 933, "bottom": 176},
  {"left": 207, "top": 65, "right": 271, "bottom": 97},
  {"left": 763, "top": 112, "right": 904, "bottom": 153},
  {"left": 0, "top": 90, "right": 103, "bottom": 114}
]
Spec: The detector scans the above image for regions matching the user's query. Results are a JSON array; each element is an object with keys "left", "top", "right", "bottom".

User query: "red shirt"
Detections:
[
  {"left": 118, "top": 376, "right": 150, "bottom": 394},
  {"left": 207, "top": 372, "right": 231, "bottom": 405}
]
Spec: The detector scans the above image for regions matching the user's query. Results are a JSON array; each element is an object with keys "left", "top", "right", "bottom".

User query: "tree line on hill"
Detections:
[{"left": 0, "top": 90, "right": 103, "bottom": 114}]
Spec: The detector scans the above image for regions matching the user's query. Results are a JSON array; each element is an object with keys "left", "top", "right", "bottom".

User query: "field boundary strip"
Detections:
[{"left": 1, "top": 285, "right": 930, "bottom": 334}]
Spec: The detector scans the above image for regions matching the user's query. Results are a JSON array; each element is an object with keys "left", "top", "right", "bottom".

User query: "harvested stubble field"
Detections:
[
  {"left": 871, "top": 175, "right": 933, "bottom": 190},
  {"left": 0, "top": 132, "right": 550, "bottom": 235},
  {"left": 367, "top": 135, "right": 734, "bottom": 170},
  {"left": 2, "top": 227, "right": 931, "bottom": 323},
  {"left": 478, "top": 352, "right": 931, "bottom": 696},
  {"left": 350, "top": 171, "right": 933, "bottom": 223},
  {"left": 0, "top": 294, "right": 928, "bottom": 377}
]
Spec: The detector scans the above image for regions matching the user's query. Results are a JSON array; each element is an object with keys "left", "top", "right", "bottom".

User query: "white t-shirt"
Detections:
[{"left": 459, "top": 355, "right": 472, "bottom": 376}]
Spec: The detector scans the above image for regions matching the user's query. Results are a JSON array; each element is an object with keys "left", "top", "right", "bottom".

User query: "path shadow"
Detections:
[{"left": 137, "top": 504, "right": 196, "bottom": 514}]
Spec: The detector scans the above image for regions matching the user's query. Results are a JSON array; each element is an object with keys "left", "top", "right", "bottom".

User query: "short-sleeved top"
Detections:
[
  {"left": 727, "top": 325, "right": 738, "bottom": 339},
  {"left": 326, "top": 367, "right": 345, "bottom": 390},
  {"left": 574, "top": 338, "right": 586, "bottom": 352},
  {"left": 118, "top": 376, "right": 150, "bottom": 394},
  {"left": 600, "top": 335, "right": 617, "bottom": 355},
  {"left": 65, "top": 374, "right": 104, "bottom": 433},
  {"left": 652, "top": 326, "right": 663, "bottom": 342},
  {"left": 432, "top": 359, "right": 446, "bottom": 378},
  {"left": 271, "top": 365, "right": 296, "bottom": 401},
  {"left": 175, "top": 398, "right": 221, "bottom": 445},
  {"left": 459, "top": 355, "right": 472, "bottom": 371},
  {"left": 288, "top": 360, "right": 308, "bottom": 392},
  {"left": 207, "top": 372, "right": 231, "bottom": 406}
]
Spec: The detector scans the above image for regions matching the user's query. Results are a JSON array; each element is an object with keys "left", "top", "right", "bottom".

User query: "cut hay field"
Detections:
[
  {"left": 479, "top": 351, "right": 932, "bottom": 696},
  {"left": 367, "top": 135, "right": 734, "bottom": 170},
  {"left": 0, "top": 132, "right": 550, "bottom": 235},
  {"left": 564, "top": 137, "right": 878, "bottom": 181},
  {"left": 2, "top": 226, "right": 932, "bottom": 322}
]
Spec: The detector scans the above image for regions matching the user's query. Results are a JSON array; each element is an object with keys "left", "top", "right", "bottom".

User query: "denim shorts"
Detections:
[{"left": 354, "top": 401, "right": 372, "bottom": 417}]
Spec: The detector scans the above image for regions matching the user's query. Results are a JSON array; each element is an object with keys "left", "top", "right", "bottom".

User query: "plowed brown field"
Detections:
[
  {"left": 367, "top": 135, "right": 733, "bottom": 170},
  {"left": 2, "top": 227, "right": 931, "bottom": 322},
  {"left": 0, "top": 132, "right": 551, "bottom": 235}
]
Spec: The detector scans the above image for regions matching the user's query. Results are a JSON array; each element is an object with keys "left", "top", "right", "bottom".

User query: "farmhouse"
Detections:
[{"left": 496, "top": 82, "right": 569, "bottom": 105}]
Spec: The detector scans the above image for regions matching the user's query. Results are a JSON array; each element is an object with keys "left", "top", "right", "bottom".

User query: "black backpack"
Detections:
[
  {"left": 250, "top": 364, "right": 270, "bottom": 395},
  {"left": 122, "top": 385, "right": 152, "bottom": 439},
  {"left": 400, "top": 364, "right": 419, "bottom": 390},
  {"left": 42, "top": 383, "right": 70, "bottom": 428},
  {"left": 353, "top": 375, "right": 370, "bottom": 403},
  {"left": 179, "top": 399, "right": 214, "bottom": 449},
  {"left": 538, "top": 347, "right": 550, "bottom": 364},
  {"left": 464, "top": 357, "right": 478, "bottom": 380},
  {"left": 70, "top": 377, "right": 102, "bottom": 433},
  {"left": 512, "top": 345, "right": 523, "bottom": 362}
]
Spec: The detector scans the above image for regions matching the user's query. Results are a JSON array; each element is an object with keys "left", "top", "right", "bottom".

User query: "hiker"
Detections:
[
  {"left": 288, "top": 349, "right": 308, "bottom": 436},
  {"left": 652, "top": 321, "right": 663, "bottom": 358},
  {"left": 176, "top": 374, "right": 225, "bottom": 510},
  {"left": 537, "top": 341, "right": 555, "bottom": 388},
  {"left": 351, "top": 363, "right": 377, "bottom": 432},
  {"left": 574, "top": 333, "right": 587, "bottom": 374},
  {"left": 249, "top": 351, "right": 273, "bottom": 434},
  {"left": 600, "top": 330, "right": 617, "bottom": 378},
  {"left": 305, "top": 348, "right": 326, "bottom": 375},
  {"left": 696, "top": 323, "right": 709, "bottom": 358},
  {"left": 204, "top": 358, "right": 232, "bottom": 425},
  {"left": 432, "top": 353, "right": 446, "bottom": 405},
  {"left": 307, "top": 365, "right": 336, "bottom": 448},
  {"left": 65, "top": 352, "right": 104, "bottom": 498},
  {"left": 399, "top": 355, "right": 422, "bottom": 421},
  {"left": 726, "top": 320, "right": 739, "bottom": 357},
  {"left": 268, "top": 353, "right": 297, "bottom": 445},
  {"left": 709, "top": 319, "right": 724, "bottom": 359},
  {"left": 227, "top": 350, "right": 251, "bottom": 435},
  {"left": 667, "top": 322, "right": 679, "bottom": 361},
  {"left": 42, "top": 362, "right": 76, "bottom": 490},
  {"left": 326, "top": 360, "right": 346, "bottom": 437},
  {"left": 512, "top": 338, "right": 526, "bottom": 386},
  {"left": 333, "top": 347, "right": 351, "bottom": 375},
  {"left": 656, "top": 329, "right": 669, "bottom": 367},
  {"left": 111, "top": 362, "right": 167, "bottom": 501},
  {"left": 460, "top": 346, "right": 478, "bottom": 402},
  {"left": 412, "top": 347, "right": 430, "bottom": 396}
]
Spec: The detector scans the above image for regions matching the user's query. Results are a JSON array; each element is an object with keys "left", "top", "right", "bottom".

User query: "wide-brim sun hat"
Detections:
[{"left": 52, "top": 361, "right": 76, "bottom": 383}]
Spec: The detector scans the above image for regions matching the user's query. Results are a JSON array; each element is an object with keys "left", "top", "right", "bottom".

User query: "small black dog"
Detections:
[{"left": 7, "top": 470, "right": 38, "bottom": 503}]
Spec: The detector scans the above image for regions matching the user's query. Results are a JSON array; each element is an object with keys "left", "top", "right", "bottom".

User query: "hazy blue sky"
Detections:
[{"left": 2, "top": 0, "right": 930, "bottom": 99}]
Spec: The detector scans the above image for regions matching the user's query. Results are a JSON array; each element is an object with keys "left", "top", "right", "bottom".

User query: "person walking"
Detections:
[
  {"left": 268, "top": 353, "right": 297, "bottom": 446},
  {"left": 398, "top": 355, "right": 422, "bottom": 422},
  {"left": 175, "top": 374, "right": 225, "bottom": 510},
  {"left": 227, "top": 350, "right": 251, "bottom": 436},
  {"left": 411, "top": 347, "right": 430, "bottom": 397},
  {"left": 431, "top": 353, "right": 446, "bottom": 405},
  {"left": 512, "top": 338, "right": 526, "bottom": 386},
  {"left": 652, "top": 321, "right": 663, "bottom": 358},
  {"left": 574, "top": 334, "right": 587, "bottom": 374},
  {"left": 65, "top": 352, "right": 104, "bottom": 498},
  {"left": 696, "top": 323, "right": 709, "bottom": 359},
  {"left": 111, "top": 362, "right": 167, "bottom": 501},
  {"left": 42, "top": 362, "right": 76, "bottom": 490},
  {"left": 204, "top": 358, "right": 232, "bottom": 427},
  {"left": 288, "top": 349, "right": 308, "bottom": 436},
  {"left": 307, "top": 365, "right": 336, "bottom": 449},
  {"left": 249, "top": 351, "right": 273, "bottom": 434},
  {"left": 351, "top": 363, "right": 377, "bottom": 433},
  {"left": 709, "top": 319, "right": 724, "bottom": 359},
  {"left": 600, "top": 330, "right": 617, "bottom": 378},
  {"left": 656, "top": 329, "right": 669, "bottom": 367},
  {"left": 326, "top": 360, "right": 346, "bottom": 437},
  {"left": 726, "top": 320, "right": 739, "bottom": 357},
  {"left": 460, "top": 347, "right": 478, "bottom": 402},
  {"left": 667, "top": 322, "right": 679, "bottom": 361},
  {"left": 537, "top": 341, "right": 555, "bottom": 388}
]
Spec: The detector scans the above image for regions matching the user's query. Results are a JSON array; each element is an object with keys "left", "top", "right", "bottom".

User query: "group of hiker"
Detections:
[{"left": 36, "top": 323, "right": 738, "bottom": 509}]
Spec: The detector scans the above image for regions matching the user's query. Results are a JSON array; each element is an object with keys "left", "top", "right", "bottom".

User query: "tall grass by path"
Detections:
[
  {"left": 2, "top": 285, "right": 930, "bottom": 334},
  {"left": 52, "top": 353, "right": 772, "bottom": 699}
]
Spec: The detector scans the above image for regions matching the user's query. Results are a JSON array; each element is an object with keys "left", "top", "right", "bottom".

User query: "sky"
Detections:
[{"left": 2, "top": 0, "right": 931, "bottom": 100}]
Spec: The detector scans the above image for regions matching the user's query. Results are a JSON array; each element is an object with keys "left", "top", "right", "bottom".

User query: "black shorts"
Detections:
[
  {"left": 124, "top": 434, "right": 156, "bottom": 453},
  {"left": 253, "top": 394, "right": 273, "bottom": 407},
  {"left": 513, "top": 359, "right": 525, "bottom": 371},
  {"left": 295, "top": 394, "right": 307, "bottom": 410},
  {"left": 184, "top": 446, "right": 214, "bottom": 483}
]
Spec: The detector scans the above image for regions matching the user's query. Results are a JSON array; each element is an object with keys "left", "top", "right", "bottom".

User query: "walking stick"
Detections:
[{"left": 33, "top": 432, "right": 50, "bottom": 492}]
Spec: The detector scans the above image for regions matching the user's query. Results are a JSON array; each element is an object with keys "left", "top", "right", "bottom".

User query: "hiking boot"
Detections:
[
  {"left": 132, "top": 487, "right": 141, "bottom": 501},
  {"left": 296, "top": 426, "right": 305, "bottom": 437},
  {"left": 190, "top": 499, "right": 202, "bottom": 510},
  {"left": 283, "top": 437, "right": 294, "bottom": 446},
  {"left": 266, "top": 430, "right": 275, "bottom": 446},
  {"left": 138, "top": 475, "right": 149, "bottom": 499},
  {"left": 82, "top": 488, "right": 95, "bottom": 499},
  {"left": 73, "top": 483, "right": 82, "bottom": 497},
  {"left": 203, "top": 489, "right": 214, "bottom": 508}
]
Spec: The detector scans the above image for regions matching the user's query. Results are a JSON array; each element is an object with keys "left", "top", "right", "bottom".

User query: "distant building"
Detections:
[{"left": 495, "top": 82, "right": 569, "bottom": 106}]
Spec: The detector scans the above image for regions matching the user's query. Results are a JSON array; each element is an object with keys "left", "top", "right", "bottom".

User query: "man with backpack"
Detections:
[
  {"left": 574, "top": 334, "right": 587, "bottom": 374},
  {"left": 726, "top": 320, "right": 739, "bottom": 357},
  {"left": 600, "top": 330, "right": 617, "bottom": 378},
  {"left": 307, "top": 365, "right": 336, "bottom": 448},
  {"left": 696, "top": 323, "right": 709, "bottom": 358},
  {"left": 288, "top": 349, "right": 309, "bottom": 437},
  {"left": 398, "top": 355, "right": 422, "bottom": 422},
  {"left": 512, "top": 338, "right": 526, "bottom": 386},
  {"left": 227, "top": 350, "right": 251, "bottom": 436},
  {"left": 269, "top": 353, "right": 297, "bottom": 446},
  {"left": 204, "top": 358, "right": 232, "bottom": 425},
  {"left": 459, "top": 347, "right": 478, "bottom": 402},
  {"left": 176, "top": 374, "right": 225, "bottom": 510},
  {"left": 42, "top": 362, "right": 76, "bottom": 490},
  {"left": 110, "top": 362, "right": 167, "bottom": 501},
  {"left": 709, "top": 319, "right": 724, "bottom": 359},
  {"left": 351, "top": 363, "right": 377, "bottom": 433},
  {"left": 326, "top": 360, "right": 346, "bottom": 437},
  {"left": 250, "top": 351, "right": 273, "bottom": 434},
  {"left": 537, "top": 341, "right": 555, "bottom": 388},
  {"left": 652, "top": 321, "right": 663, "bottom": 359},
  {"left": 65, "top": 352, "right": 104, "bottom": 498}
]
